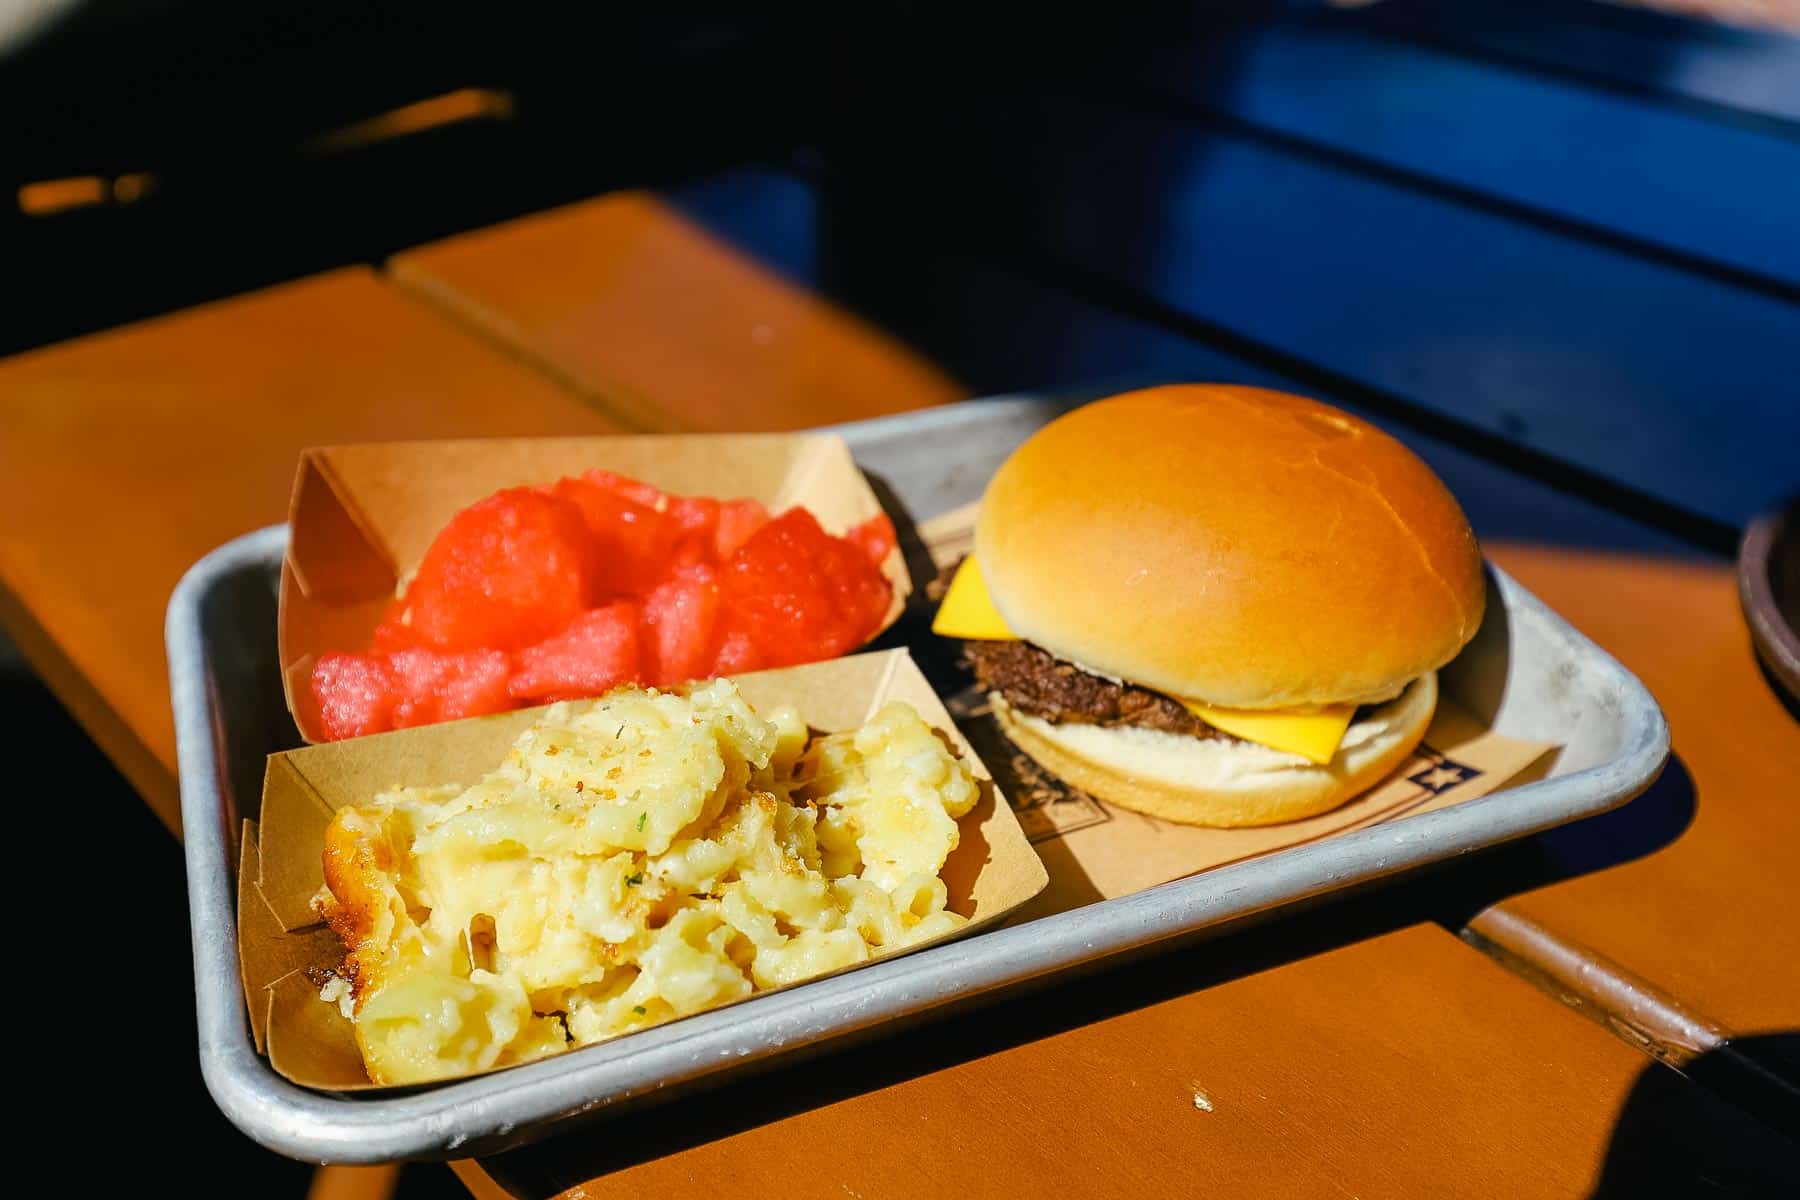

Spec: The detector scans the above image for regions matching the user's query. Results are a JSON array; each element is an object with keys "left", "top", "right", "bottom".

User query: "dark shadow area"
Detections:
[
  {"left": 0, "top": 632, "right": 316, "bottom": 1191},
  {"left": 1, "top": 3, "right": 824, "bottom": 357},
  {"left": 393, "top": 1165, "right": 471, "bottom": 1200},
  {"left": 1332, "top": 0, "right": 1800, "bottom": 131},
  {"left": 0, "top": 624, "right": 471, "bottom": 1195},
  {"left": 809, "top": 1, "right": 1185, "bottom": 322},
  {"left": 859, "top": 472, "right": 946, "bottom": 635},
  {"left": 863, "top": 83, "right": 1793, "bottom": 541},
  {"left": 200, "top": 557, "right": 304, "bottom": 823},
  {"left": 1684, "top": 1034, "right": 1800, "bottom": 1144},
  {"left": 1590, "top": 1034, "right": 1800, "bottom": 1198},
  {"left": 797, "top": 1, "right": 1800, "bottom": 538},
  {"left": 1505, "top": 751, "right": 1697, "bottom": 894}
]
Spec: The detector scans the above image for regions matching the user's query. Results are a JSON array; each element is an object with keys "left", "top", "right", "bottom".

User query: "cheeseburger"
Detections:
[{"left": 933, "top": 385, "right": 1485, "bottom": 827}]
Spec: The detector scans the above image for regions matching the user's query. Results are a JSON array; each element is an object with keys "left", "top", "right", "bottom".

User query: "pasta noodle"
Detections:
[{"left": 315, "top": 678, "right": 978, "bottom": 1085}]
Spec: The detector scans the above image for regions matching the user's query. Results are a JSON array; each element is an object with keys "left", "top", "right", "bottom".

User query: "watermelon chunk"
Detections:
[
  {"left": 668, "top": 495, "right": 720, "bottom": 538},
  {"left": 582, "top": 469, "right": 668, "bottom": 510},
  {"left": 714, "top": 497, "right": 770, "bottom": 559},
  {"left": 642, "top": 563, "right": 722, "bottom": 686},
  {"left": 551, "top": 474, "right": 681, "bottom": 596},
  {"left": 708, "top": 627, "right": 762, "bottom": 676},
  {"left": 403, "top": 488, "right": 601, "bottom": 652},
  {"left": 370, "top": 597, "right": 424, "bottom": 652},
  {"left": 846, "top": 512, "right": 897, "bottom": 566},
  {"left": 719, "top": 508, "right": 892, "bottom": 670},
  {"left": 387, "top": 649, "right": 514, "bottom": 728},
  {"left": 664, "top": 495, "right": 720, "bottom": 566},
  {"left": 312, "top": 653, "right": 397, "bottom": 740},
  {"left": 509, "top": 602, "right": 643, "bottom": 702}
]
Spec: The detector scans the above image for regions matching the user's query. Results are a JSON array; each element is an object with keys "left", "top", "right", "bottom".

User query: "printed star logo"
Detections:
[{"left": 1407, "top": 759, "right": 1480, "bottom": 795}]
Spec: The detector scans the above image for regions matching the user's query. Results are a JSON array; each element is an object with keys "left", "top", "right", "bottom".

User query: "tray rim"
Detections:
[{"left": 171, "top": 406, "right": 1669, "bottom": 1164}]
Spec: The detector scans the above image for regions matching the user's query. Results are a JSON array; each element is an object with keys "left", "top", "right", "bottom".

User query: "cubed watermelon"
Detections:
[
  {"left": 312, "top": 653, "right": 397, "bottom": 740},
  {"left": 370, "top": 597, "right": 424, "bottom": 653},
  {"left": 846, "top": 512, "right": 898, "bottom": 566},
  {"left": 714, "top": 497, "right": 770, "bottom": 559},
  {"left": 509, "top": 602, "right": 643, "bottom": 702},
  {"left": 551, "top": 475, "right": 681, "bottom": 596},
  {"left": 642, "top": 562, "right": 722, "bottom": 686},
  {"left": 708, "top": 627, "right": 762, "bottom": 676},
  {"left": 403, "top": 488, "right": 601, "bottom": 652},
  {"left": 583, "top": 469, "right": 668, "bottom": 510},
  {"left": 387, "top": 649, "right": 514, "bottom": 728},
  {"left": 719, "top": 508, "right": 892, "bottom": 669},
  {"left": 668, "top": 495, "right": 720, "bottom": 538}
]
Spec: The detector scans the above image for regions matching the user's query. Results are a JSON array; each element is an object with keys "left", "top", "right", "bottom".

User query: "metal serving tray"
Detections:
[{"left": 171, "top": 395, "right": 1668, "bottom": 1163}]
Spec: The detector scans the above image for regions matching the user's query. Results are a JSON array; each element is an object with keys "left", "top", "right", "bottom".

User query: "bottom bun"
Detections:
[{"left": 992, "top": 673, "right": 1437, "bottom": 827}]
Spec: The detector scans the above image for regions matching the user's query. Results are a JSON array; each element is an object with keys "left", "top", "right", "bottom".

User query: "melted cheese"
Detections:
[
  {"left": 316, "top": 683, "right": 979, "bottom": 1085},
  {"left": 933, "top": 555, "right": 1354, "bottom": 764},
  {"left": 931, "top": 554, "right": 1012, "bottom": 641},
  {"left": 1173, "top": 699, "right": 1353, "bottom": 766}
]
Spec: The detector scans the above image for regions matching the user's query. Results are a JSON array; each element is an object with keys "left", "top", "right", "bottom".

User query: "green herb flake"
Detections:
[
  {"left": 632, "top": 1005, "right": 647, "bottom": 1016},
  {"left": 636, "top": 811, "right": 647, "bottom": 832},
  {"left": 626, "top": 873, "right": 644, "bottom": 887}
]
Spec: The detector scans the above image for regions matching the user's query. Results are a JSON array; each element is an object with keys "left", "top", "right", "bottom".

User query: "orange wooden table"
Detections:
[
  {"left": 0, "top": 267, "right": 618, "bottom": 835},
  {"left": 458, "top": 924, "right": 1799, "bottom": 1199},
  {"left": 389, "top": 192, "right": 968, "bottom": 433}
]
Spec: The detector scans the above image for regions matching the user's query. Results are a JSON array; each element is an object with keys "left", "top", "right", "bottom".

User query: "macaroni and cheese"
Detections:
[{"left": 315, "top": 679, "right": 979, "bottom": 1085}]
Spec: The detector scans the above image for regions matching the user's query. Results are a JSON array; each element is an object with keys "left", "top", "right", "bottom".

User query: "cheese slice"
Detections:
[
  {"left": 931, "top": 554, "right": 1015, "bottom": 640},
  {"left": 933, "top": 555, "right": 1354, "bottom": 764},
  {"left": 1173, "top": 699, "right": 1354, "bottom": 766}
]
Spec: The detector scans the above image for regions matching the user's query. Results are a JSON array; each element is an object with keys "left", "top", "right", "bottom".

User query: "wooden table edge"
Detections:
[{"left": 384, "top": 257, "right": 680, "bottom": 435}]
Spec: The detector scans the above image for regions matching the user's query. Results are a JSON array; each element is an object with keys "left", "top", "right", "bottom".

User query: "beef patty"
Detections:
[{"left": 964, "top": 640, "right": 1228, "bottom": 738}]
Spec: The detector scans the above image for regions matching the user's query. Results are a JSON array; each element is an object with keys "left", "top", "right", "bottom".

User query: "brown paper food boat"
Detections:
[
  {"left": 240, "top": 648, "right": 1049, "bottom": 1091},
  {"left": 279, "top": 433, "right": 913, "bottom": 743}
]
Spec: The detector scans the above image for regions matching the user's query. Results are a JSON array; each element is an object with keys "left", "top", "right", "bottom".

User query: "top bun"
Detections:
[{"left": 976, "top": 385, "right": 1485, "bottom": 708}]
